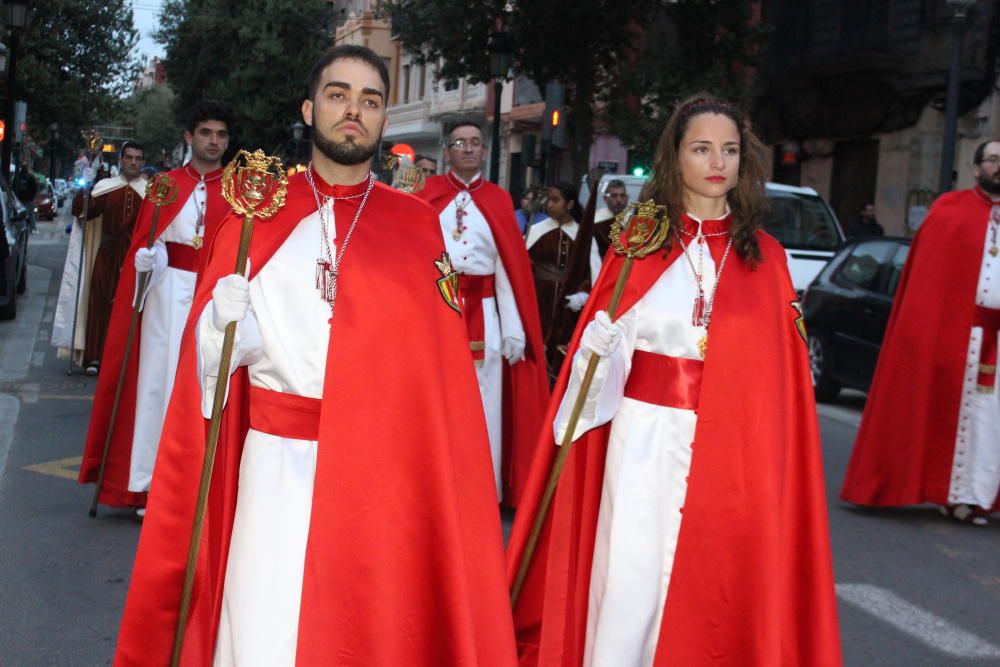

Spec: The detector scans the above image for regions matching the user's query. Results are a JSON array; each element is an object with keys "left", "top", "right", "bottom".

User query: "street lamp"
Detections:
[
  {"left": 291, "top": 120, "right": 307, "bottom": 165},
  {"left": 487, "top": 29, "right": 512, "bottom": 184},
  {"left": 1, "top": 0, "right": 29, "bottom": 178},
  {"left": 938, "top": 0, "right": 976, "bottom": 193},
  {"left": 48, "top": 121, "right": 59, "bottom": 182}
]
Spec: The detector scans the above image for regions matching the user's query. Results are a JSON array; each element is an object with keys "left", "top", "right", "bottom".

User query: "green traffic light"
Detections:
[{"left": 632, "top": 166, "right": 647, "bottom": 177}]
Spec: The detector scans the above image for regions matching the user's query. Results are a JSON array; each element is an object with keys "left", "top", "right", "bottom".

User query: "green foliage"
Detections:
[
  {"left": 15, "top": 0, "right": 140, "bottom": 150},
  {"left": 155, "top": 0, "right": 334, "bottom": 156},
  {"left": 129, "top": 85, "right": 183, "bottom": 167}
]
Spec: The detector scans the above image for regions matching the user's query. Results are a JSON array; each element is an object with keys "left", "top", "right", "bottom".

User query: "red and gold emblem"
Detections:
[
  {"left": 435, "top": 252, "right": 461, "bottom": 313},
  {"left": 790, "top": 300, "right": 807, "bottom": 343}
]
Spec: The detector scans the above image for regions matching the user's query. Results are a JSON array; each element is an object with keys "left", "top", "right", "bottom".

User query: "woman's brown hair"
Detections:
[{"left": 640, "top": 94, "right": 771, "bottom": 263}]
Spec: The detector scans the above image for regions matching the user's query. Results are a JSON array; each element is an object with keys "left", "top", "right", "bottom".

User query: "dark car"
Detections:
[
  {"left": 1, "top": 175, "right": 30, "bottom": 319},
  {"left": 801, "top": 236, "right": 911, "bottom": 401},
  {"left": 33, "top": 181, "right": 56, "bottom": 220}
]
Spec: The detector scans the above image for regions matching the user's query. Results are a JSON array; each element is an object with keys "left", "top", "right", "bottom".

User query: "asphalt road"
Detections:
[{"left": 0, "top": 205, "right": 998, "bottom": 666}]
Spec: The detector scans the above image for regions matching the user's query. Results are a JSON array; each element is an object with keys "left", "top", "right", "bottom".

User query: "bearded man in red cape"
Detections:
[
  {"left": 841, "top": 139, "right": 1000, "bottom": 525},
  {"left": 79, "top": 101, "right": 233, "bottom": 511},
  {"left": 416, "top": 118, "right": 549, "bottom": 507},
  {"left": 506, "top": 97, "right": 840, "bottom": 665},
  {"left": 114, "top": 46, "right": 516, "bottom": 666}
]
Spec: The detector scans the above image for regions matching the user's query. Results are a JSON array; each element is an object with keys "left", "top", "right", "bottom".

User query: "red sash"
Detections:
[
  {"left": 973, "top": 305, "right": 1000, "bottom": 393},
  {"left": 623, "top": 350, "right": 703, "bottom": 410},
  {"left": 165, "top": 242, "right": 199, "bottom": 273},
  {"left": 248, "top": 385, "right": 322, "bottom": 441},
  {"left": 458, "top": 273, "right": 496, "bottom": 362}
]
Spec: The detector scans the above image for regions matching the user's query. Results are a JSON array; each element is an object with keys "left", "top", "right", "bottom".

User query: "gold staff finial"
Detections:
[{"left": 222, "top": 149, "right": 288, "bottom": 220}]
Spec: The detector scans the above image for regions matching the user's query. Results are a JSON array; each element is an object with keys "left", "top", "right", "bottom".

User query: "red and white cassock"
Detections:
[
  {"left": 842, "top": 186, "right": 1000, "bottom": 512},
  {"left": 78, "top": 166, "right": 226, "bottom": 507},
  {"left": 114, "top": 172, "right": 517, "bottom": 666},
  {"left": 508, "top": 214, "right": 841, "bottom": 666},
  {"left": 419, "top": 173, "right": 550, "bottom": 507}
]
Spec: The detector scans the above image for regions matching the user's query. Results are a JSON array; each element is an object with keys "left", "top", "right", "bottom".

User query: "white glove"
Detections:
[
  {"left": 211, "top": 273, "right": 251, "bottom": 330},
  {"left": 564, "top": 291, "right": 589, "bottom": 312},
  {"left": 134, "top": 247, "right": 156, "bottom": 273},
  {"left": 579, "top": 311, "right": 624, "bottom": 359},
  {"left": 502, "top": 336, "right": 526, "bottom": 364}
]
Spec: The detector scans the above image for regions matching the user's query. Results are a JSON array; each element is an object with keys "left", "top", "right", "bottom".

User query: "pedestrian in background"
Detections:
[
  {"left": 843, "top": 202, "right": 884, "bottom": 239},
  {"left": 842, "top": 139, "right": 1000, "bottom": 526}
]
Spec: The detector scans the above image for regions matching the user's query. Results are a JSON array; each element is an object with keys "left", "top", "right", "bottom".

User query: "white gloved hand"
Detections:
[
  {"left": 502, "top": 336, "right": 526, "bottom": 364},
  {"left": 579, "top": 311, "right": 624, "bottom": 359},
  {"left": 211, "top": 273, "right": 251, "bottom": 330},
  {"left": 564, "top": 291, "right": 589, "bottom": 312},
  {"left": 134, "top": 247, "right": 156, "bottom": 273}
]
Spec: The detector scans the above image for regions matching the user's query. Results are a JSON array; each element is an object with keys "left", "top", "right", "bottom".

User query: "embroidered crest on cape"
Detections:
[
  {"left": 790, "top": 300, "right": 807, "bottom": 343},
  {"left": 435, "top": 252, "right": 462, "bottom": 313}
]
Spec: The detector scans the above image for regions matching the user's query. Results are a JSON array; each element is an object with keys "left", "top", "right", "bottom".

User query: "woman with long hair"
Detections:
[
  {"left": 526, "top": 182, "right": 602, "bottom": 377},
  {"left": 507, "top": 96, "right": 841, "bottom": 666}
]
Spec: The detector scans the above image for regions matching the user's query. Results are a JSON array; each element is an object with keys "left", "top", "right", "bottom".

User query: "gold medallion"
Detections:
[
  {"left": 990, "top": 246, "right": 998, "bottom": 257},
  {"left": 697, "top": 335, "right": 708, "bottom": 359},
  {"left": 452, "top": 228, "right": 463, "bottom": 241},
  {"left": 192, "top": 235, "right": 204, "bottom": 250}
]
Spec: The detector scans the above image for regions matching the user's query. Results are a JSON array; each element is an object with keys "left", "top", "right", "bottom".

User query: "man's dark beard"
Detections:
[
  {"left": 313, "top": 127, "right": 379, "bottom": 166},
  {"left": 977, "top": 171, "right": 1000, "bottom": 195}
]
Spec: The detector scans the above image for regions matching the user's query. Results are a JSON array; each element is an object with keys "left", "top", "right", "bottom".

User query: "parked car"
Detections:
[
  {"left": 578, "top": 174, "right": 648, "bottom": 207},
  {"left": 801, "top": 236, "right": 912, "bottom": 401},
  {"left": 1, "top": 175, "right": 30, "bottom": 319},
  {"left": 33, "top": 181, "right": 56, "bottom": 221},
  {"left": 760, "top": 183, "right": 845, "bottom": 293},
  {"left": 53, "top": 178, "right": 68, "bottom": 207}
]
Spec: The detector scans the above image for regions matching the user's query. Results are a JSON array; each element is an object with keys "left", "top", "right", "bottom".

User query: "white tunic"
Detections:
[
  {"left": 438, "top": 175, "right": 524, "bottom": 500},
  {"left": 128, "top": 186, "right": 205, "bottom": 491},
  {"left": 949, "top": 205, "right": 1000, "bottom": 508},
  {"left": 554, "top": 221, "right": 718, "bottom": 667},
  {"left": 197, "top": 201, "right": 335, "bottom": 667}
]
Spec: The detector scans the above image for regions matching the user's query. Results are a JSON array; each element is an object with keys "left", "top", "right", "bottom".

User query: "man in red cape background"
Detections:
[
  {"left": 79, "top": 101, "right": 232, "bottom": 511},
  {"left": 841, "top": 139, "right": 1000, "bottom": 524},
  {"left": 506, "top": 231, "right": 841, "bottom": 665},
  {"left": 417, "top": 119, "right": 549, "bottom": 507},
  {"left": 113, "top": 46, "right": 516, "bottom": 666}
]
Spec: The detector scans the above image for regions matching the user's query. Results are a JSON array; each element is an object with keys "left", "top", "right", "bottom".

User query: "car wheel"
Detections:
[
  {"left": 808, "top": 334, "right": 840, "bottom": 402},
  {"left": 16, "top": 259, "right": 26, "bottom": 294}
]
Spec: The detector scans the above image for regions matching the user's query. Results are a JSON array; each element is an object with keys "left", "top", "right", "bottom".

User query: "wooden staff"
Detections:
[
  {"left": 66, "top": 129, "right": 103, "bottom": 375},
  {"left": 510, "top": 199, "right": 670, "bottom": 606},
  {"left": 170, "top": 150, "right": 287, "bottom": 667},
  {"left": 89, "top": 173, "right": 179, "bottom": 517}
]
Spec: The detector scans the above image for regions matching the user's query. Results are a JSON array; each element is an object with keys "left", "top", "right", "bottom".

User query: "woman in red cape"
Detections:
[{"left": 506, "top": 96, "right": 841, "bottom": 666}]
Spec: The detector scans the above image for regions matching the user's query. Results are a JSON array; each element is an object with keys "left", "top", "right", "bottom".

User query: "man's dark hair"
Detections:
[
  {"left": 414, "top": 154, "right": 437, "bottom": 165},
  {"left": 120, "top": 140, "right": 145, "bottom": 158},
  {"left": 185, "top": 99, "right": 235, "bottom": 133},
  {"left": 444, "top": 117, "right": 484, "bottom": 142},
  {"left": 606, "top": 178, "right": 627, "bottom": 190},
  {"left": 974, "top": 139, "right": 1000, "bottom": 164},
  {"left": 307, "top": 45, "right": 390, "bottom": 101}
]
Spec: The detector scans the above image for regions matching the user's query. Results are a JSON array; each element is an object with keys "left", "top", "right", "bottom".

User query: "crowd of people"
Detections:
[{"left": 43, "top": 42, "right": 1000, "bottom": 666}]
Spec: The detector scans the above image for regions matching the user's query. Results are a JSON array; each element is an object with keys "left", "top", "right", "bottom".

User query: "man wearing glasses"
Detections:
[
  {"left": 843, "top": 139, "right": 1000, "bottom": 526},
  {"left": 418, "top": 118, "right": 549, "bottom": 507}
]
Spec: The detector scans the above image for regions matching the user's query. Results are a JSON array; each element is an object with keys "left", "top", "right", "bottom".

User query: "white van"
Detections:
[{"left": 578, "top": 175, "right": 844, "bottom": 293}]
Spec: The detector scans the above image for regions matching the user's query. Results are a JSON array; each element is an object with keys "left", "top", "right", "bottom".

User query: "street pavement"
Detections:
[{"left": 0, "top": 204, "right": 998, "bottom": 666}]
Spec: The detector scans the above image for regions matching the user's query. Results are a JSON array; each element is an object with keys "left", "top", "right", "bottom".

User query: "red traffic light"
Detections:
[
  {"left": 0, "top": 121, "right": 5, "bottom": 142},
  {"left": 551, "top": 110, "right": 560, "bottom": 127}
]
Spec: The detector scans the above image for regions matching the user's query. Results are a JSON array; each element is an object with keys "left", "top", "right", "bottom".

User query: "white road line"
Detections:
[
  {"left": 817, "top": 403, "right": 863, "bottom": 427},
  {"left": 837, "top": 583, "right": 1000, "bottom": 659}
]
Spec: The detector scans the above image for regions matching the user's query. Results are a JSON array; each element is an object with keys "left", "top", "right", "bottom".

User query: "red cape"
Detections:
[
  {"left": 506, "top": 231, "right": 841, "bottom": 665},
  {"left": 841, "top": 188, "right": 1000, "bottom": 511},
  {"left": 115, "top": 173, "right": 517, "bottom": 666},
  {"left": 79, "top": 166, "right": 226, "bottom": 508},
  {"left": 419, "top": 174, "right": 550, "bottom": 506}
]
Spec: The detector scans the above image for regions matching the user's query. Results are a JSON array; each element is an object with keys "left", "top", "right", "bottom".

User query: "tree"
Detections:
[
  {"left": 15, "top": 0, "right": 140, "bottom": 161},
  {"left": 383, "top": 0, "right": 763, "bottom": 184},
  {"left": 155, "top": 0, "right": 334, "bottom": 157},
  {"left": 129, "top": 85, "right": 183, "bottom": 168}
]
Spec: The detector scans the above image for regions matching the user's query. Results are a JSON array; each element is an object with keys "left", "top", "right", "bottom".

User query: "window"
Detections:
[
  {"left": 884, "top": 244, "right": 910, "bottom": 296},
  {"left": 835, "top": 240, "right": 897, "bottom": 292},
  {"left": 762, "top": 191, "right": 843, "bottom": 250},
  {"left": 444, "top": 79, "right": 459, "bottom": 92},
  {"left": 401, "top": 65, "right": 411, "bottom": 104}
]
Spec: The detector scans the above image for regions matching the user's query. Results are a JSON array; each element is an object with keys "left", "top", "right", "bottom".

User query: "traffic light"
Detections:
[
  {"left": 0, "top": 120, "right": 5, "bottom": 143},
  {"left": 541, "top": 82, "right": 567, "bottom": 149},
  {"left": 13, "top": 101, "right": 26, "bottom": 143},
  {"left": 632, "top": 166, "right": 647, "bottom": 177}
]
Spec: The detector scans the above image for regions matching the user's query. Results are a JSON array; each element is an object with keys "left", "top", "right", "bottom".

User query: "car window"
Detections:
[
  {"left": 884, "top": 244, "right": 910, "bottom": 296},
  {"left": 835, "top": 240, "right": 898, "bottom": 292},
  {"left": 762, "top": 192, "right": 843, "bottom": 250}
]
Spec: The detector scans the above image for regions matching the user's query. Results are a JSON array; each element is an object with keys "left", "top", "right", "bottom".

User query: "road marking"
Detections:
[
  {"left": 837, "top": 583, "right": 1000, "bottom": 658},
  {"left": 23, "top": 455, "right": 82, "bottom": 481},
  {"left": 816, "top": 403, "right": 862, "bottom": 427},
  {"left": 31, "top": 393, "right": 93, "bottom": 401},
  {"left": 0, "top": 395, "right": 19, "bottom": 485}
]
